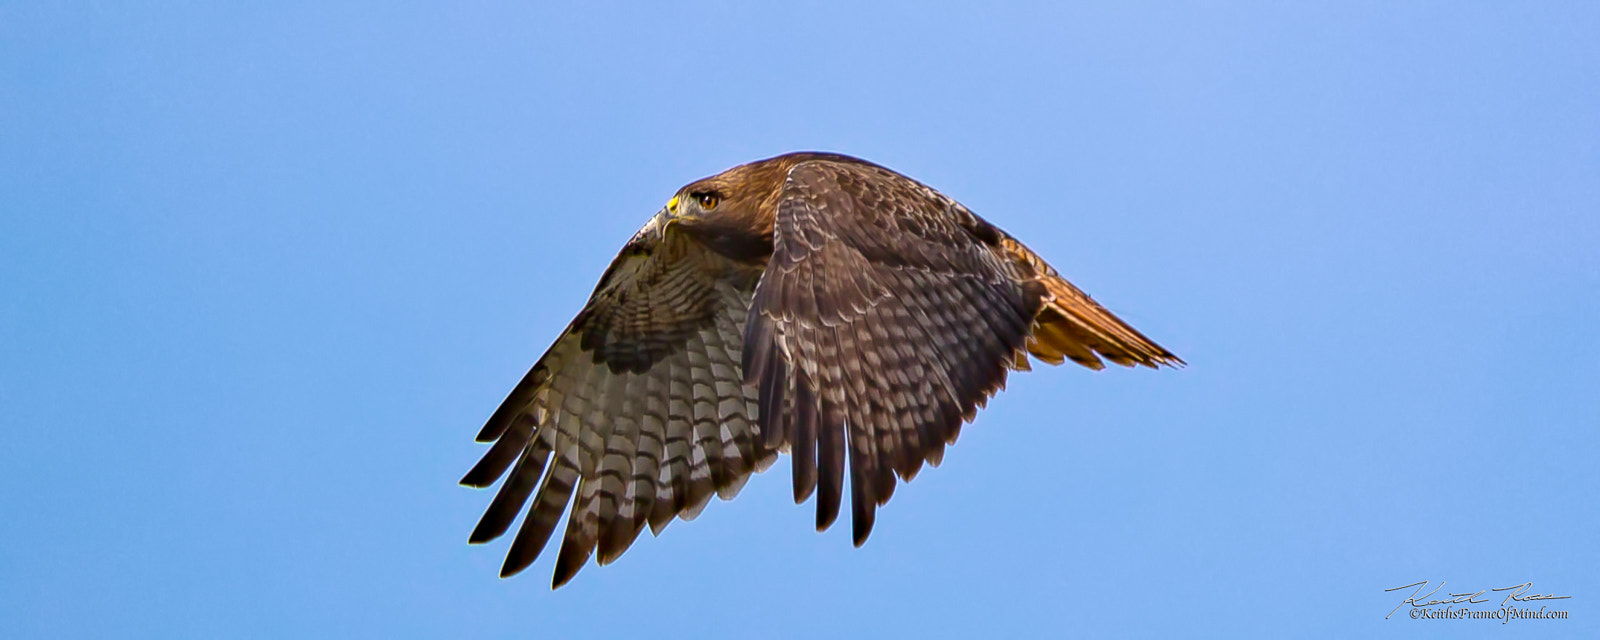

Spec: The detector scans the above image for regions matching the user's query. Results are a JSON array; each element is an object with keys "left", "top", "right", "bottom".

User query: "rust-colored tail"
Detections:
[
  {"left": 1026, "top": 274, "right": 1182, "bottom": 369},
  {"left": 997, "top": 236, "right": 1183, "bottom": 371}
]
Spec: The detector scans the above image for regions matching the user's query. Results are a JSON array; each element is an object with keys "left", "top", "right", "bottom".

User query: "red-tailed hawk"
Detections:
[{"left": 462, "top": 152, "right": 1181, "bottom": 587}]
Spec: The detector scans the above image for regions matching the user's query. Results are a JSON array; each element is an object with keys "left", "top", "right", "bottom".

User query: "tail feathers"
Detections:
[{"left": 1026, "top": 275, "right": 1183, "bottom": 370}]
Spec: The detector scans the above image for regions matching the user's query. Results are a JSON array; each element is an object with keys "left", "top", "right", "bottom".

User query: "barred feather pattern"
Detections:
[
  {"left": 461, "top": 216, "right": 773, "bottom": 588},
  {"left": 743, "top": 160, "right": 1046, "bottom": 546}
]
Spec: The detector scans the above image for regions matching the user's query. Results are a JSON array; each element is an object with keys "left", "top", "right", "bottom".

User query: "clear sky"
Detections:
[{"left": 3, "top": 2, "right": 1597, "bottom": 638}]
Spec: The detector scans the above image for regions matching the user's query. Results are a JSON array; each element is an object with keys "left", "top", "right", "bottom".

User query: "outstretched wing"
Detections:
[
  {"left": 462, "top": 216, "right": 773, "bottom": 588},
  {"left": 742, "top": 159, "right": 1046, "bottom": 545}
]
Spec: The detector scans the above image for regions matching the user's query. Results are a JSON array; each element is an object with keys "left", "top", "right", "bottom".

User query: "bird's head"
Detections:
[
  {"left": 659, "top": 155, "right": 802, "bottom": 232},
  {"left": 652, "top": 153, "right": 854, "bottom": 262}
]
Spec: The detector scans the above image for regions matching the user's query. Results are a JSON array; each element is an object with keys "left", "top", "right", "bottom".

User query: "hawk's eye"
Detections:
[{"left": 694, "top": 192, "right": 721, "bottom": 210}]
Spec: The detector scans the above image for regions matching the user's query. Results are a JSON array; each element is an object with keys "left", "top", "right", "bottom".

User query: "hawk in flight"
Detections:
[{"left": 462, "top": 152, "right": 1181, "bottom": 587}]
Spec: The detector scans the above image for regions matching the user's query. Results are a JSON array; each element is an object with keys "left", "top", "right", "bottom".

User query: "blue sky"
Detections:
[{"left": 3, "top": 2, "right": 1597, "bottom": 638}]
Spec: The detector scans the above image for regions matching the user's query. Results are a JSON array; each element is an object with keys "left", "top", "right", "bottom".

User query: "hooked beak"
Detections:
[{"left": 658, "top": 194, "right": 690, "bottom": 232}]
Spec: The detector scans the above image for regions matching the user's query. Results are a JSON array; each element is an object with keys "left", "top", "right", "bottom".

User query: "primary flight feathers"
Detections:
[{"left": 461, "top": 152, "right": 1181, "bottom": 588}]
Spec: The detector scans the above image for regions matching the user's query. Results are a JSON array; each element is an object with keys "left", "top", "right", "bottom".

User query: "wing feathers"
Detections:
[
  {"left": 552, "top": 477, "right": 599, "bottom": 587},
  {"left": 465, "top": 224, "right": 768, "bottom": 586},
  {"left": 501, "top": 444, "right": 579, "bottom": 578},
  {"left": 746, "top": 160, "right": 1045, "bottom": 546},
  {"left": 814, "top": 393, "right": 846, "bottom": 531},
  {"left": 468, "top": 433, "right": 549, "bottom": 544},
  {"left": 460, "top": 413, "right": 533, "bottom": 488},
  {"left": 593, "top": 391, "right": 641, "bottom": 565},
  {"left": 790, "top": 376, "right": 819, "bottom": 503}
]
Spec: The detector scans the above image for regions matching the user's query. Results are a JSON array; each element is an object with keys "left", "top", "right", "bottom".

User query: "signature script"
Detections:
[{"left": 1387, "top": 581, "right": 1572, "bottom": 619}]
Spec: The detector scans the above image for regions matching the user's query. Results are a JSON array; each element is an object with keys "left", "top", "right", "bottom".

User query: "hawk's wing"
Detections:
[
  {"left": 742, "top": 159, "right": 1046, "bottom": 545},
  {"left": 461, "top": 216, "right": 773, "bottom": 587}
]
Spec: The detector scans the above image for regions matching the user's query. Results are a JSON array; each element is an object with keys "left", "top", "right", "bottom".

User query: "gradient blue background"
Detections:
[{"left": 3, "top": 2, "right": 1597, "bottom": 637}]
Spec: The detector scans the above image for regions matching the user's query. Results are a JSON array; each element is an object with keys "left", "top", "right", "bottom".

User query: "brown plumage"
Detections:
[{"left": 462, "top": 152, "right": 1182, "bottom": 588}]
